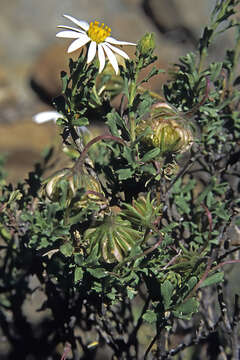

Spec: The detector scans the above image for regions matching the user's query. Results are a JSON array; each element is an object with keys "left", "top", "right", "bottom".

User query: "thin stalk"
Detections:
[{"left": 73, "top": 134, "right": 127, "bottom": 173}]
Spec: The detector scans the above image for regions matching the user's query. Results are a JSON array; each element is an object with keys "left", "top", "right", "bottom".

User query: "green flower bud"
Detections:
[
  {"left": 44, "top": 167, "right": 106, "bottom": 207},
  {"left": 73, "top": 172, "right": 107, "bottom": 208},
  {"left": 122, "top": 192, "right": 162, "bottom": 229},
  {"left": 44, "top": 168, "right": 73, "bottom": 202},
  {"left": 138, "top": 33, "right": 155, "bottom": 55},
  {"left": 84, "top": 215, "right": 142, "bottom": 263},
  {"left": 136, "top": 102, "right": 193, "bottom": 155}
]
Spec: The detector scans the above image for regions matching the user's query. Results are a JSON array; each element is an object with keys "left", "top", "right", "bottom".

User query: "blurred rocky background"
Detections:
[{"left": 0, "top": 0, "right": 235, "bottom": 183}]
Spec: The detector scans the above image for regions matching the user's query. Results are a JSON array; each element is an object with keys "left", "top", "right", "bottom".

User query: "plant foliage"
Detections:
[{"left": 0, "top": 1, "right": 240, "bottom": 359}]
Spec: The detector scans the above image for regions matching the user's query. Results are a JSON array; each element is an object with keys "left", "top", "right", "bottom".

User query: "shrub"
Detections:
[{"left": 0, "top": 1, "right": 240, "bottom": 359}]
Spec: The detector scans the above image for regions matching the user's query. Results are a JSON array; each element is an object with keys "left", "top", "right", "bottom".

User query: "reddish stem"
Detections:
[
  {"left": 185, "top": 76, "right": 210, "bottom": 117},
  {"left": 185, "top": 257, "right": 213, "bottom": 300},
  {"left": 74, "top": 134, "right": 127, "bottom": 172},
  {"left": 61, "top": 342, "right": 71, "bottom": 360},
  {"left": 201, "top": 203, "right": 213, "bottom": 236},
  {"left": 211, "top": 259, "right": 240, "bottom": 273},
  {"left": 85, "top": 190, "right": 108, "bottom": 203}
]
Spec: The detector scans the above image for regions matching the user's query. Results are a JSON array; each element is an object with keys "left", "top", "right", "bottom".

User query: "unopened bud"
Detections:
[
  {"left": 136, "top": 102, "right": 193, "bottom": 155},
  {"left": 138, "top": 33, "right": 155, "bottom": 55}
]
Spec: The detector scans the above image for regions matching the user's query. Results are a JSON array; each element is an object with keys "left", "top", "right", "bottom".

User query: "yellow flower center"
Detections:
[{"left": 87, "top": 21, "right": 111, "bottom": 44}]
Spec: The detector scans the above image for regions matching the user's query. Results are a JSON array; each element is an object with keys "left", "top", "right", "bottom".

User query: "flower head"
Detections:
[{"left": 56, "top": 14, "right": 136, "bottom": 74}]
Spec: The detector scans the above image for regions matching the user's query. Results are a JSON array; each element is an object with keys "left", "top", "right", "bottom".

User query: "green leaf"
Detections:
[
  {"left": 173, "top": 298, "right": 199, "bottom": 320},
  {"left": 161, "top": 280, "right": 174, "bottom": 309},
  {"left": 140, "top": 163, "right": 156, "bottom": 175},
  {"left": 74, "top": 267, "right": 84, "bottom": 282},
  {"left": 116, "top": 168, "right": 134, "bottom": 180},
  {"left": 60, "top": 242, "right": 74, "bottom": 257},
  {"left": 141, "top": 148, "right": 160, "bottom": 162},
  {"left": 39, "top": 237, "right": 49, "bottom": 248},
  {"left": 186, "top": 277, "right": 198, "bottom": 292},
  {"left": 87, "top": 267, "right": 107, "bottom": 279},
  {"left": 200, "top": 272, "right": 224, "bottom": 288},
  {"left": 139, "top": 67, "right": 165, "bottom": 85},
  {"left": 106, "top": 112, "right": 120, "bottom": 136},
  {"left": 61, "top": 71, "right": 69, "bottom": 93},
  {"left": 127, "top": 286, "right": 137, "bottom": 299},
  {"left": 175, "top": 196, "right": 190, "bottom": 214},
  {"left": 71, "top": 117, "right": 89, "bottom": 127},
  {"left": 56, "top": 118, "right": 66, "bottom": 126},
  {"left": 143, "top": 309, "right": 157, "bottom": 324}
]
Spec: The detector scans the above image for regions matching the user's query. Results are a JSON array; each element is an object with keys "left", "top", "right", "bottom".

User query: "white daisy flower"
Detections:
[{"left": 56, "top": 14, "right": 136, "bottom": 74}]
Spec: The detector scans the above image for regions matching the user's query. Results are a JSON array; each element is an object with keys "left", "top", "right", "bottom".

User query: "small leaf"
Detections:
[
  {"left": 200, "top": 272, "right": 224, "bottom": 288},
  {"left": 56, "top": 118, "right": 66, "bottom": 126},
  {"left": 61, "top": 71, "right": 69, "bottom": 93},
  {"left": 60, "top": 242, "right": 74, "bottom": 257},
  {"left": 71, "top": 117, "right": 89, "bottom": 127},
  {"left": 161, "top": 280, "right": 174, "bottom": 309},
  {"left": 87, "top": 267, "right": 107, "bottom": 279},
  {"left": 141, "top": 148, "right": 160, "bottom": 162},
  {"left": 74, "top": 267, "right": 83, "bottom": 282},
  {"left": 143, "top": 309, "right": 157, "bottom": 324},
  {"left": 173, "top": 298, "right": 199, "bottom": 320},
  {"left": 116, "top": 168, "right": 134, "bottom": 180},
  {"left": 106, "top": 112, "right": 120, "bottom": 136}
]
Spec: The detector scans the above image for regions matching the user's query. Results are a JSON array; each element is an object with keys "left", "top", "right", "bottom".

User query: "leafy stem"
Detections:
[{"left": 73, "top": 134, "right": 127, "bottom": 173}]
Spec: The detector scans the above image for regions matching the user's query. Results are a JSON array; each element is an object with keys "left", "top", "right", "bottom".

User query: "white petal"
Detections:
[
  {"left": 102, "top": 44, "right": 119, "bottom": 74},
  {"left": 67, "top": 35, "right": 90, "bottom": 53},
  {"left": 56, "top": 30, "right": 82, "bottom": 39},
  {"left": 105, "top": 36, "right": 136, "bottom": 46},
  {"left": 98, "top": 44, "right": 106, "bottom": 73},
  {"left": 57, "top": 25, "right": 85, "bottom": 34},
  {"left": 87, "top": 41, "right": 97, "bottom": 63},
  {"left": 32, "top": 111, "right": 62, "bottom": 124},
  {"left": 63, "top": 14, "right": 89, "bottom": 31},
  {"left": 105, "top": 43, "right": 129, "bottom": 60}
]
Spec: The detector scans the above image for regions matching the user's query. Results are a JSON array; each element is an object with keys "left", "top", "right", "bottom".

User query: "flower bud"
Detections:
[
  {"left": 122, "top": 193, "right": 162, "bottom": 229},
  {"left": 73, "top": 172, "right": 107, "bottom": 208},
  {"left": 44, "top": 168, "right": 73, "bottom": 201},
  {"left": 84, "top": 215, "right": 142, "bottom": 263},
  {"left": 44, "top": 167, "right": 106, "bottom": 208},
  {"left": 136, "top": 102, "right": 193, "bottom": 155},
  {"left": 138, "top": 33, "right": 155, "bottom": 55}
]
